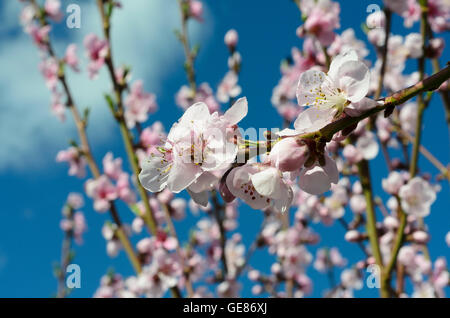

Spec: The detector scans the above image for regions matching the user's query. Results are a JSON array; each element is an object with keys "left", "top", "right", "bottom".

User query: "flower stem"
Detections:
[
  {"left": 356, "top": 160, "right": 388, "bottom": 297},
  {"left": 27, "top": 0, "right": 141, "bottom": 275},
  {"left": 96, "top": 0, "right": 158, "bottom": 236},
  {"left": 374, "top": 8, "right": 392, "bottom": 100},
  {"left": 177, "top": 0, "right": 197, "bottom": 92}
]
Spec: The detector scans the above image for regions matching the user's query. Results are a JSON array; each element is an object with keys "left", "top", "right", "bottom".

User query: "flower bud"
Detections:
[
  {"left": 412, "top": 230, "right": 429, "bottom": 244},
  {"left": 268, "top": 138, "right": 308, "bottom": 172},
  {"left": 224, "top": 29, "right": 238, "bottom": 49}
]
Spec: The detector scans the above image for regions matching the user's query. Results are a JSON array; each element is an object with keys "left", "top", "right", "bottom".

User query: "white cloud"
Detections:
[{"left": 0, "top": 0, "right": 211, "bottom": 171}]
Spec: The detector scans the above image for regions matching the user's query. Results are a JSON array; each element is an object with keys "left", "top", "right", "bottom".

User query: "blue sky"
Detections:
[{"left": 0, "top": 0, "right": 448, "bottom": 298}]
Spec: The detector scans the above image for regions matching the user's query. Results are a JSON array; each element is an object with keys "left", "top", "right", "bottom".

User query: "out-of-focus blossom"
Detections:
[
  {"left": 124, "top": 80, "right": 158, "bottom": 129},
  {"left": 399, "top": 102, "right": 418, "bottom": 134},
  {"left": 56, "top": 147, "right": 86, "bottom": 178},
  {"left": 64, "top": 44, "right": 80, "bottom": 72},
  {"left": 399, "top": 177, "right": 436, "bottom": 218},
  {"left": 382, "top": 171, "right": 406, "bottom": 195},
  {"left": 44, "top": 0, "right": 63, "bottom": 21},
  {"left": 299, "top": 0, "right": 340, "bottom": 46},
  {"left": 188, "top": 0, "right": 203, "bottom": 21},
  {"left": 85, "top": 176, "right": 118, "bottom": 212},
  {"left": 217, "top": 71, "right": 241, "bottom": 103},
  {"left": 176, "top": 83, "right": 220, "bottom": 113},
  {"left": 224, "top": 29, "right": 238, "bottom": 49},
  {"left": 84, "top": 34, "right": 109, "bottom": 79},
  {"left": 39, "top": 57, "right": 59, "bottom": 90}
]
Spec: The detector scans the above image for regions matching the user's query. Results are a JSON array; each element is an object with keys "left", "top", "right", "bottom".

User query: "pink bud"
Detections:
[
  {"left": 224, "top": 29, "right": 238, "bottom": 48},
  {"left": 383, "top": 215, "right": 399, "bottom": 230},
  {"left": 412, "top": 231, "right": 429, "bottom": 244},
  {"left": 268, "top": 138, "right": 308, "bottom": 172},
  {"left": 189, "top": 0, "right": 203, "bottom": 21},
  {"left": 345, "top": 230, "right": 360, "bottom": 242}
]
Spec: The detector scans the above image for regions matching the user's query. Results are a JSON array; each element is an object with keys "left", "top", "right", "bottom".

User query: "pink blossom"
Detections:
[
  {"left": 399, "top": 102, "right": 418, "bottom": 134},
  {"left": 139, "top": 98, "right": 247, "bottom": 195},
  {"left": 84, "top": 34, "right": 109, "bottom": 79},
  {"left": 428, "top": 38, "right": 445, "bottom": 58},
  {"left": 383, "top": 0, "right": 409, "bottom": 15},
  {"left": 20, "top": 5, "right": 36, "bottom": 27},
  {"left": 85, "top": 176, "right": 118, "bottom": 212},
  {"left": 404, "top": 33, "right": 423, "bottom": 58},
  {"left": 188, "top": 0, "right": 203, "bottom": 21},
  {"left": 67, "top": 192, "right": 84, "bottom": 209},
  {"left": 124, "top": 80, "right": 158, "bottom": 129},
  {"left": 298, "top": 154, "right": 339, "bottom": 195},
  {"left": 102, "top": 152, "right": 123, "bottom": 180},
  {"left": 224, "top": 29, "right": 238, "bottom": 48},
  {"left": 343, "top": 144, "right": 363, "bottom": 164},
  {"left": 295, "top": 50, "right": 373, "bottom": 132},
  {"left": 268, "top": 138, "right": 308, "bottom": 172},
  {"left": 300, "top": 0, "right": 340, "bottom": 46},
  {"left": 64, "top": 44, "right": 80, "bottom": 72},
  {"left": 116, "top": 173, "right": 136, "bottom": 204},
  {"left": 217, "top": 71, "right": 241, "bottom": 103},
  {"left": 382, "top": 171, "right": 405, "bottom": 195},
  {"left": 26, "top": 24, "right": 51, "bottom": 50},
  {"left": 73, "top": 212, "right": 87, "bottom": 244},
  {"left": 50, "top": 90, "right": 65, "bottom": 122},
  {"left": 399, "top": 177, "right": 436, "bottom": 218},
  {"left": 39, "top": 57, "right": 59, "bottom": 90},
  {"left": 175, "top": 83, "right": 220, "bottom": 113},
  {"left": 349, "top": 194, "right": 366, "bottom": 214},
  {"left": 44, "top": 0, "right": 63, "bottom": 22},
  {"left": 328, "top": 29, "right": 369, "bottom": 59},
  {"left": 226, "top": 164, "right": 293, "bottom": 213},
  {"left": 56, "top": 147, "right": 86, "bottom": 178}
]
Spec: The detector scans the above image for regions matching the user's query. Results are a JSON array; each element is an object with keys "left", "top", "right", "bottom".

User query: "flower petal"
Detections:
[
  {"left": 337, "top": 60, "right": 370, "bottom": 103},
  {"left": 328, "top": 50, "right": 358, "bottom": 82},
  {"left": 251, "top": 167, "right": 282, "bottom": 198},
  {"left": 224, "top": 97, "right": 248, "bottom": 125},
  {"left": 179, "top": 102, "right": 210, "bottom": 125},
  {"left": 296, "top": 69, "right": 327, "bottom": 107},
  {"left": 299, "top": 165, "right": 332, "bottom": 195},
  {"left": 187, "top": 188, "right": 209, "bottom": 207},
  {"left": 166, "top": 162, "right": 203, "bottom": 193},
  {"left": 138, "top": 155, "right": 171, "bottom": 193},
  {"left": 323, "top": 154, "right": 339, "bottom": 184},
  {"left": 293, "top": 107, "right": 335, "bottom": 133}
]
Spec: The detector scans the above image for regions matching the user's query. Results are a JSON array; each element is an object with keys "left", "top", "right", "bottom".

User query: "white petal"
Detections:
[
  {"left": 226, "top": 166, "right": 270, "bottom": 210},
  {"left": 293, "top": 107, "right": 335, "bottom": 133},
  {"left": 179, "top": 102, "right": 210, "bottom": 125},
  {"left": 273, "top": 185, "right": 293, "bottom": 214},
  {"left": 323, "top": 154, "right": 339, "bottom": 184},
  {"left": 328, "top": 50, "right": 358, "bottom": 82},
  {"left": 345, "top": 97, "right": 379, "bottom": 117},
  {"left": 299, "top": 165, "right": 332, "bottom": 195},
  {"left": 166, "top": 162, "right": 202, "bottom": 193},
  {"left": 224, "top": 97, "right": 248, "bottom": 125},
  {"left": 251, "top": 167, "right": 282, "bottom": 198},
  {"left": 337, "top": 61, "right": 370, "bottom": 103},
  {"left": 296, "top": 70, "right": 327, "bottom": 107},
  {"left": 356, "top": 131, "right": 379, "bottom": 160},
  {"left": 277, "top": 128, "right": 300, "bottom": 137},
  {"left": 138, "top": 155, "right": 171, "bottom": 192},
  {"left": 187, "top": 188, "right": 209, "bottom": 207},
  {"left": 188, "top": 172, "right": 218, "bottom": 193}
]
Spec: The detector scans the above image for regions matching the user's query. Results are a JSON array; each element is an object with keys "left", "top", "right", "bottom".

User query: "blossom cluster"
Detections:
[{"left": 20, "top": 0, "right": 449, "bottom": 299}]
